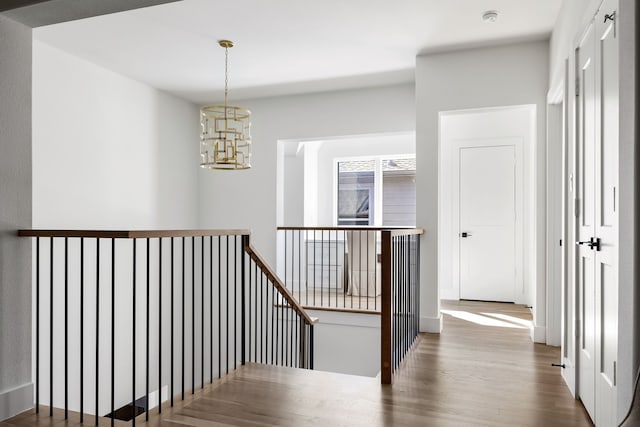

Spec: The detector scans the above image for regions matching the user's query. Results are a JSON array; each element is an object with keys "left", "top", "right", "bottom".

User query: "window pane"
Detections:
[
  {"left": 382, "top": 157, "right": 416, "bottom": 226},
  {"left": 337, "top": 160, "right": 375, "bottom": 226}
]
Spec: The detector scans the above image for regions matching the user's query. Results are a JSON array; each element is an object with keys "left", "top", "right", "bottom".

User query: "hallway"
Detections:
[
  {"left": 2, "top": 301, "right": 591, "bottom": 426},
  {"left": 391, "top": 300, "right": 592, "bottom": 426}
]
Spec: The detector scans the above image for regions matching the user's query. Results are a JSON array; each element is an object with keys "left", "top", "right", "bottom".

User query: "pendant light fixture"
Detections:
[{"left": 200, "top": 40, "right": 251, "bottom": 170}]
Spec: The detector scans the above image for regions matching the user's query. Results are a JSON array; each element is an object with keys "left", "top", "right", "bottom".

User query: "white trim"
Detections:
[
  {"left": 147, "top": 385, "right": 169, "bottom": 410},
  {"left": 547, "top": 73, "right": 566, "bottom": 105},
  {"left": 558, "top": 56, "right": 576, "bottom": 394},
  {"left": 530, "top": 323, "right": 547, "bottom": 343},
  {"left": 546, "top": 101, "right": 564, "bottom": 347},
  {"left": 0, "top": 383, "right": 33, "bottom": 422},
  {"left": 306, "top": 309, "right": 380, "bottom": 328},
  {"left": 420, "top": 314, "right": 443, "bottom": 333},
  {"left": 438, "top": 103, "right": 537, "bottom": 117},
  {"left": 562, "top": 357, "right": 577, "bottom": 397},
  {"left": 439, "top": 288, "right": 458, "bottom": 300}
]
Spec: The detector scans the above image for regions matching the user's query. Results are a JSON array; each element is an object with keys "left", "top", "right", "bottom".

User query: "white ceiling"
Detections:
[{"left": 34, "top": 0, "right": 563, "bottom": 104}]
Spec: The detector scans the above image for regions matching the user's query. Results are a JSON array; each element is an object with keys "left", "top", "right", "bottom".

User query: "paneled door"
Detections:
[
  {"left": 576, "top": 19, "right": 597, "bottom": 420},
  {"left": 594, "top": 1, "right": 618, "bottom": 425},
  {"left": 576, "top": 1, "right": 618, "bottom": 425},
  {"left": 459, "top": 145, "right": 516, "bottom": 302}
]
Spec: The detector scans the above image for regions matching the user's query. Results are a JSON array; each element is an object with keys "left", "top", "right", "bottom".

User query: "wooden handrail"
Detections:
[
  {"left": 244, "top": 242, "right": 318, "bottom": 326},
  {"left": 18, "top": 229, "right": 251, "bottom": 238},
  {"left": 387, "top": 228, "right": 425, "bottom": 237}
]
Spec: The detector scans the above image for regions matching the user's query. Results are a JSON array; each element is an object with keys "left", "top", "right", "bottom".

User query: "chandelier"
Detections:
[{"left": 200, "top": 40, "right": 251, "bottom": 170}]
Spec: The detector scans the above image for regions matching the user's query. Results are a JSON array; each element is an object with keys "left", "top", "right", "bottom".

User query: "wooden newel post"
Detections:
[
  {"left": 241, "top": 234, "right": 249, "bottom": 366},
  {"left": 381, "top": 230, "right": 392, "bottom": 384}
]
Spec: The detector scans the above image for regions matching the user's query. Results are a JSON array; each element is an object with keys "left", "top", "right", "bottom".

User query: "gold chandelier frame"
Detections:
[{"left": 200, "top": 40, "right": 252, "bottom": 170}]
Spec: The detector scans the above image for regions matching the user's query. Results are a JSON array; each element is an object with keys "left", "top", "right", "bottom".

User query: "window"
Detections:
[
  {"left": 381, "top": 158, "right": 416, "bottom": 226},
  {"left": 337, "top": 160, "right": 375, "bottom": 225},
  {"left": 336, "top": 156, "right": 415, "bottom": 226}
]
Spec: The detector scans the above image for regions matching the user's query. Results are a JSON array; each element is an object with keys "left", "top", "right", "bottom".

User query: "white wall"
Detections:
[
  {"left": 616, "top": 0, "right": 638, "bottom": 420},
  {"left": 308, "top": 310, "right": 380, "bottom": 377},
  {"left": 32, "top": 41, "right": 199, "bottom": 229},
  {"left": 281, "top": 134, "right": 415, "bottom": 228},
  {"left": 199, "top": 84, "right": 416, "bottom": 265},
  {"left": 548, "top": 0, "right": 602, "bottom": 94},
  {"left": 416, "top": 41, "right": 549, "bottom": 334},
  {"left": 282, "top": 149, "right": 304, "bottom": 226},
  {"left": 0, "top": 14, "right": 33, "bottom": 421},
  {"left": 31, "top": 40, "right": 201, "bottom": 415},
  {"left": 302, "top": 141, "right": 322, "bottom": 227}
]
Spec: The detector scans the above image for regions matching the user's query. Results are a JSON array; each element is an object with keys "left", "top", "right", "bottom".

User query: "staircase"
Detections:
[
  {"left": 15, "top": 227, "right": 424, "bottom": 425},
  {"left": 17, "top": 229, "right": 316, "bottom": 425}
]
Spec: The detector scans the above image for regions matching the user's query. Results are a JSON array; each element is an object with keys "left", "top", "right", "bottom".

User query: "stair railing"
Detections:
[
  {"left": 380, "top": 228, "right": 424, "bottom": 384},
  {"left": 19, "top": 229, "right": 317, "bottom": 425}
]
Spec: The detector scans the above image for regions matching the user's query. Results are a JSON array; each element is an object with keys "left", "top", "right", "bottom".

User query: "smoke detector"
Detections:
[{"left": 482, "top": 10, "right": 499, "bottom": 23}]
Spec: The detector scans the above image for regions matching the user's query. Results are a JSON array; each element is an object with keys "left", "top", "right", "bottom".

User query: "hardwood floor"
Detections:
[
  {"left": 393, "top": 300, "right": 592, "bottom": 426},
  {"left": 3, "top": 301, "right": 592, "bottom": 426}
]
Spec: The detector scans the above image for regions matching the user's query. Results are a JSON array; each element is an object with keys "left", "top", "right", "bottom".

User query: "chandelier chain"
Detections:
[{"left": 224, "top": 45, "right": 229, "bottom": 109}]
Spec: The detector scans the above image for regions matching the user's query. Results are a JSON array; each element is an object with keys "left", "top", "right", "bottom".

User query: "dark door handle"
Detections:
[
  {"left": 576, "top": 237, "right": 601, "bottom": 251},
  {"left": 461, "top": 232, "right": 472, "bottom": 238}
]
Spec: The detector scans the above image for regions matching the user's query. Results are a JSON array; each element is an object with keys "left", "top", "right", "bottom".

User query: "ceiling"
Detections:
[
  {"left": 2, "top": 0, "right": 179, "bottom": 27},
  {"left": 33, "top": 0, "right": 563, "bottom": 104}
]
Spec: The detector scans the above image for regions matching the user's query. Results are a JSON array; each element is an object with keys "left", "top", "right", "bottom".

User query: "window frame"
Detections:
[{"left": 333, "top": 154, "right": 415, "bottom": 227}]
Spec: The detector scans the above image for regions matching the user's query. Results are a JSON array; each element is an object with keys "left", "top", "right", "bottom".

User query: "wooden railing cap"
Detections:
[
  {"left": 384, "top": 228, "right": 425, "bottom": 237},
  {"left": 245, "top": 243, "right": 318, "bottom": 326},
  {"left": 18, "top": 229, "right": 251, "bottom": 238}
]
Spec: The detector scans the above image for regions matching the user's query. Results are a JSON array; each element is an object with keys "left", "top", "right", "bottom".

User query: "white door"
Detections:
[
  {"left": 594, "top": 1, "right": 618, "bottom": 425},
  {"left": 577, "top": 21, "right": 597, "bottom": 420},
  {"left": 459, "top": 145, "right": 516, "bottom": 302},
  {"left": 576, "top": 2, "right": 618, "bottom": 425}
]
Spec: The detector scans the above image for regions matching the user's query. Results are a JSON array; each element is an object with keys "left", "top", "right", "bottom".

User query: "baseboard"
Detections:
[
  {"left": 0, "top": 382, "right": 33, "bottom": 421},
  {"left": 561, "top": 357, "right": 576, "bottom": 398},
  {"left": 530, "top": 323, "right": 546, "bottom": 343},
  {"left": 306, "top": 309, "right": 380, "bottom": 328},
  {"left": 420, "top": 315, "right": 443, "bottom": 333},
  {"left": 439, "top": 289, "right": 458, "bottom": 300}
]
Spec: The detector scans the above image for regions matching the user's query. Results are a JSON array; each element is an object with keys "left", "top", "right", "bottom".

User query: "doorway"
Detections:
[{"left": 439, "top": 106, "right": 534, "bottom": 308}]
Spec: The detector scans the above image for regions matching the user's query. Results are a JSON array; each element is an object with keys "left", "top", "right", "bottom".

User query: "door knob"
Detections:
[{"left": 461, "top": 232, "right": 472, "bottom": 238}]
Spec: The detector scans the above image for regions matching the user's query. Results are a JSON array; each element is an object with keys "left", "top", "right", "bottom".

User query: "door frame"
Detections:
[
  {"left": 547, "top": 75, "right": 567, "bottom": 349},
  {"left": 548, "top": 58, "right": 577, "bottom": 393}
]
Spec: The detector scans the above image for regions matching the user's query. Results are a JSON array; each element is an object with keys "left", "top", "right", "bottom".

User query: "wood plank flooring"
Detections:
[{"left": 3, "top": 300, "right": 592, "bottom": 426}]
